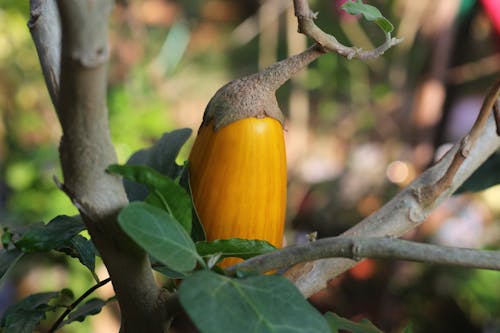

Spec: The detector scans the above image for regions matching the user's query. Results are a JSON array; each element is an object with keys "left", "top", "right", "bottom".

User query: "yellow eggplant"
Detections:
[
  {"left": 188, "top": 44, "right": 324, "bottom": 267},
  {"left": 189, "top": 117, "right": 286, "bottom": 267}
]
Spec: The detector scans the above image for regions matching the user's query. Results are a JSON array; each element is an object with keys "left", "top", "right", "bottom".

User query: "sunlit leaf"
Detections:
[
  {"left": 108, "top": 164, "right": 192, "bottom": 233},
  {"left": 123, "top": 128, "right": 192, "bottom": 201},
  {"left": 118, "top": 202, "right": 200, "bottom": 272},
  {"left": 196, "top": 238, "right": 276, "bottom": 260},
  {"left": 179, "top": 271, "right": 330, "bottom": 333},
  {"left": 325, "top": 312, "right": 383, "bottom": 333},
  {"left": 341, "top": 0, "right": 394, "bottom": 33}
]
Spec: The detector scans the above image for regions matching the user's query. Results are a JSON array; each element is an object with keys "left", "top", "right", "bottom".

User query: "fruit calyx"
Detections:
[{"left": 203, "top": 43, "right": 325, "bottom": 130}]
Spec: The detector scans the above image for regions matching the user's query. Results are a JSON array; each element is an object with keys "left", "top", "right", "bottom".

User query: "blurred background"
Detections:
[{"left": 0, "top": 0, "right": 499, "bottom": 332}]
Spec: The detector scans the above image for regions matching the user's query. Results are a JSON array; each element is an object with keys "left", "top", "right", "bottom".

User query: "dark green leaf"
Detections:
[
  {"left": 150, "top": 256, "right": 188, "bottom": 279},
  {"left": 124, "top": 128, "right": 192, "bottom": 201},
  {"left": 402, "top": 323, "right": 414, "bottom": 333},
  {"left": 0, "top": 292, "right": 59, "bottom": 332},
  {"left": 179, "top": 271, "right": 329, "bottom": 333},
  {"left": 190, "top": 207, "right": 206, "bottom": 242},
  {"left": 108, "top": 164, "right": 192, "bottom": 234},
  {"left": 1, "top": 231, "right": 12, "bottom": 248},
  {"left": 196, "top": 238, "right": 276, "bottom": 260},
  {"left": 15, "top": 215, "right": 85, "bottom": 253},
  {"left": 325, "top": 312, "right": 383, "bottom": 333},
  {"left": 456, "top": 152, "right": 500, "bottom": 193},
  {"left": 179, "top": 162, "right": 206, "bottom": 241},
  {"left": 61, "top": 298, "right": 108, "bottom": 327},
  {"left": 65, "top": 235, "right": 97, "bottom": 281},
  {"left": 118, "top": 202, "right": 200, "bottom": 272},
  {"left": 153, "top": 264, "right": 188, "bottom": 279},
  {"left": 0, "top": 249, "right": 23, "bottom": 288},
  {"left": 341, "top": 0, "right": 394, "bottom": 33}
]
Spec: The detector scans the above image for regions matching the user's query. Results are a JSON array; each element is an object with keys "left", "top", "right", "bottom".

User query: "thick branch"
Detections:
[
  {"left": 284, "top": 92, "right": 500, "bottom": 297},
  {"left": 293, "top": 0, "right": 402, "bottom": 60},
  {"left": 54, "top": 1, "right": 166, "bottom": 331},
  {"left": 418, "top": 78, "right": 500, "bottom": 205},
  {"left": 229, "top": 237, "right": 500, "bottom": 274},
  {"left": 28, "top": 0, "right": 60, "bottom": 113}
]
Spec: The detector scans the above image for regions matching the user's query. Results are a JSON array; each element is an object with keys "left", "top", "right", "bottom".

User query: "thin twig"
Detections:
[
  {"left": 293, "top": 0, "right": 403, "bottom": 60},
  {"left": 49, "top": 277, "right": 112, "bottom": 333},
  {"left": 228, "top": 237, "right": 500, "bottom": 275}
]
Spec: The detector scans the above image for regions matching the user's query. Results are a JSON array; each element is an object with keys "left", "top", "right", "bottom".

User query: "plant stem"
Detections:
[{"left": 49, "top": 278, "right": 112, "bottom": 333}]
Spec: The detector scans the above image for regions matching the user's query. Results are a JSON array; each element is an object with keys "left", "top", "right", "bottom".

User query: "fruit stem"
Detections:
[
  {"left": 203, "top": 43, "right": 326, "bottom": 130},
  {"left": 255, "top": 43, "right": 326, "bottom": 93}
]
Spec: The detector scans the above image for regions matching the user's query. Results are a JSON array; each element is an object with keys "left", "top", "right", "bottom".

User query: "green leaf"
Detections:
[
  {"left": 153, "top": 264, "right": 188, "bottom": 279},
  {"left": 15, "top": 215, "right": 85, "bottom": 253},
  {"left": 179, "top": 162, "right": 206, "bottom": 241},
  {"left": 341, "top": 0, "right": 394, "bottom": 33},
  {"left": 58, "top": 235, "right": 98, "bottom": 281},
  {"left": 108, "top": 164, "right": 192, "bottom": 234},
  {"left": 150, "top": 256, "right": 188, "bottom": 279},
  {"left": 1, "top": 230, "right": 12, "bottom": 248},
  {"left": 60, "top": 298, "right": 109, "bottom": 327},
  {"left": 325, "top": 312, "right": 383, "bottom": 333},
  {"left": 0, "top": 292, "right": 59, "bottom": 333},
  {"left": 0, "top": 249, "right": 24, "bottom": 288},
  {"left": 124, "top": 128, "right": 192, "bottom": 201},
  {"left": 70, "top": 235, "right": 96, "bottom": 273},
  {"left": 118, "top": 202, "right": 200, "bottom": 273},
  {"left": 179, "top": 271, "right": 330, "bottom": 333},
  {"left": 196, "top": 238, "right": 276, "bottom": 260}
]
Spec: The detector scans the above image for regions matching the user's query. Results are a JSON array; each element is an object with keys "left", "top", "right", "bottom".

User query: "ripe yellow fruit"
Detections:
[
  {"left": 189, "top": 117, "right": 286, "bottom": 267},
  {"left": 188, "top": 44, "right": 324, "bottom": 267}
]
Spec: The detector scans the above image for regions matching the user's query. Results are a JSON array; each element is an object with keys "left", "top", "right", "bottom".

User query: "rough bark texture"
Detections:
[
  {"left": 203, "top": 44, "right": 325, "bottom": 130},
  {"left": 55, "top": 1, "right": 166, "bottom": 331}
]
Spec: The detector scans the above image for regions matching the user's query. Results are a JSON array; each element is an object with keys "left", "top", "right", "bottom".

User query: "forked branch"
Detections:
[{"left": 293, "top": 0, "right": 403, "bottom": 60}]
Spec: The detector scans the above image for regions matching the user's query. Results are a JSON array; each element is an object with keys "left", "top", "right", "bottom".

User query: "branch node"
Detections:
[
  {"left": 411, "top": 186, "right": 434, "bottom": 215},
  {"left": 460, "top": 135, "right": 473, "bottom": 158},
  {"left": 53, "top": 175, "right": 91, "bottom": 219},
  {"left": 408, "top": 206, "right": 426, "bottom": 223},
  {"left": 306, "top": 231, "right": 318, "bottom": 242},
  {"left": 351, "top": 241, "right": 363, "bottom": 261},
  {"left": 27, "top": 6, "right": 41, "bottom": 28}
]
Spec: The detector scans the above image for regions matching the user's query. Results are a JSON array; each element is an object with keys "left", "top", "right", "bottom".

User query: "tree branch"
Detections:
[
  {"left": 45, "top": 1, "right": 167, "bottom": 331},
  {"left": 229, "top": 237, "right": 500, "bottom": 274},
  {"left": 284, "top": 80, "right": 500, "bottom": 297},
  {"left": 293, "top": 0, "right": 403, "bottom": 60},
  {"left": 28, "top": 0, "right": 60, "bottom": 114}
]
